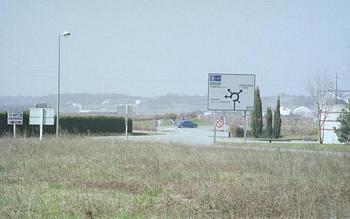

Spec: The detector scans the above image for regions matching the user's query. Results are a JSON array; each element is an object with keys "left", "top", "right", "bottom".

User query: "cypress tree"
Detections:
[
  {"left": 266, "top": 107, "right": 273, "bottom": 138},
  {"left": 273, "top": 96, "right": 281, "bottom": 138},
  {"left": 251, "top": 87, "right": 263, "bottom": 138}
]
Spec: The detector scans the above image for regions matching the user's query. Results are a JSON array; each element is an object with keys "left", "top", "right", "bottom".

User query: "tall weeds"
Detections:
[{"left": 0, "top": 137, "right": 349, "bottom": 218}]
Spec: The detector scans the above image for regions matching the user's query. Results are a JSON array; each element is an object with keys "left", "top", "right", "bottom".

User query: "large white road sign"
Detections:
[
  {"left": 208, "top": 73, "right": 255, "bottom": 111},
  {"left": 29, "top": 108, "right": 55, "bottom": 125}
]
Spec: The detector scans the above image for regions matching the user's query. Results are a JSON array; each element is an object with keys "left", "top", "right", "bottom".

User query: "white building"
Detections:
[
  {"left": 291, "top": 106, "right": 313, "bottom": 118},
  {"left": 280, "top": 106, "right": 292, "bottom": 116},
  {"left": 321, "top": 105, "right": 344, "bottom": 144}
]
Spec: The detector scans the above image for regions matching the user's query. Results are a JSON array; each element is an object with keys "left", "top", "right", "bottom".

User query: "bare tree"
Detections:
[{"left": 307, "top": 73, "right": 333, "bottom": 144}]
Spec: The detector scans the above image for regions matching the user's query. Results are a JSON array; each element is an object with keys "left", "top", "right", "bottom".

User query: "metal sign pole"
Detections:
[
  {"left": 243, "top": 110, "right": 247, "bottom": 144},
  {"left": 39, "top": 108, "right": 43, "bottom": 141},
  {"left": 213, "top": 110, "right": 217, "bottom": 144},
  {"left": 13, "top": 124, "right": 16, "bottom": 138},
  {"left": 223, "top": 111, "right": 226, "bottom": 129},
  {"left": 125, "top": 105, "right": 128, "bottom": 140}
]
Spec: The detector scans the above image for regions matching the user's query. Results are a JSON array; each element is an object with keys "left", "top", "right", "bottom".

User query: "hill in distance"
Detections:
[{"left": 0, "top": 93, "right": 313, "bottom": 114}]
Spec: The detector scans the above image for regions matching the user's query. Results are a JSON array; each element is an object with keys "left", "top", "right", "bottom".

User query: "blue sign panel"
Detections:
[{"left": 210, "top": 75, "right": 221, "bottom": 81}]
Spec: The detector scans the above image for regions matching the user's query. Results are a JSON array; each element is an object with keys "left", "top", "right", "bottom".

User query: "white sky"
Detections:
[{"left": 1, "top": 0, "right": 349, "bottom": 97}]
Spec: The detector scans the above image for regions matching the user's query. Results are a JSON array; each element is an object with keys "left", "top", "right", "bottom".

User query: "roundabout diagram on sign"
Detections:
[
  {"left": 224, "top": 89, "right": 243, "bottom": 110},
  {"left": 208, "top": 73, "right": 255, "bottom": 111}
]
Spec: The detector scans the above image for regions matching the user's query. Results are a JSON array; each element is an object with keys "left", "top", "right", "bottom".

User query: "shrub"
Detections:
[{"left": 229, "top": 124, "right": 245, "bottom": 138}]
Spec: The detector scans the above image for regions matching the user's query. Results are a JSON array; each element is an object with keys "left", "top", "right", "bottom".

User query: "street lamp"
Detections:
[{"left": 56, "top": 31, "right": 71, "bottom": 137}]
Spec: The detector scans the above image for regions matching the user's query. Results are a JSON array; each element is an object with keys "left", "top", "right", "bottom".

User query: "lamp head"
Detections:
[{"left": 62, "top": 31, "right": 71, "bottom": 37}]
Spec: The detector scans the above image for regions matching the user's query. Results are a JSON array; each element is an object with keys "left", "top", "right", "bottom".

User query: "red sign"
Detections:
[{"left": 216, "top": 120, "right": 223, "bottom": 128}]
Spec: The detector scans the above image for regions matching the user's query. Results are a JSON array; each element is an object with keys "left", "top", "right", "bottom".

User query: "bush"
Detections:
[
  {"left": 229, "top": 124, "right": 245, "bottom": 138},
  {"left": 163, "top": 113, "right": 177, "bottom": 120},
  {"left": 0, "top": 112, "right": 132, "bottom": 136}
]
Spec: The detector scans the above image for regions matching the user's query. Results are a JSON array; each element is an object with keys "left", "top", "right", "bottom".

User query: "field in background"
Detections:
[{"left": 0, "top": 137, "right": 349, "bottom": 218}]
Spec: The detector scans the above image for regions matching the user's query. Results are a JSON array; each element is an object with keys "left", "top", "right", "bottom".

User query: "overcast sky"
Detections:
[{"left": 1, "top": 0, "right": 349, "bottom": 97}]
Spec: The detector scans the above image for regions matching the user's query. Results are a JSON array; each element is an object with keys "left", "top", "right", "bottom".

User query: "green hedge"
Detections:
[{"left": 0, "top": 112, "right": 132, "bottom": 136}]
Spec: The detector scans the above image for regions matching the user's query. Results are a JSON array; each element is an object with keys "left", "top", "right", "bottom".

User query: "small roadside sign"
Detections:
[
  {"left": 216, "top": 119, "right": 223, "bottom": 128},
  {"left": 7, "top": 112, "right": 23, "bottom": 138},
  {"left": 7, "top": 112, "right": 23, "bottom": 125}
]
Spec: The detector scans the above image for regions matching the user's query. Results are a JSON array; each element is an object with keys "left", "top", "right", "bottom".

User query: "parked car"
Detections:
[{"left": 177, "top": 120, "right": 198, "bottom": 128}]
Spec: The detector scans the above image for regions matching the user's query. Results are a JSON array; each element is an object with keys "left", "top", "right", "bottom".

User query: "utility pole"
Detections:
[
  {"left": 328, "top": 74, "right": 350, "bottom": 104},
  {"left": 335, "top": 74, "right": 338, "bottom": 104}
]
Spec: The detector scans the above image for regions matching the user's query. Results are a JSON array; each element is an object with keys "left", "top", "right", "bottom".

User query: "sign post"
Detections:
[
  {"left": 213, "top": 110, "right": 217, "bottom": 144},
  {"left": 39, "top": 108, "right": 44, "bottom": 141},
  {"left": 243, "top": 111, "right": 247, "bottom": 144},
  {"left": 7, "top": 112, "right": 23, "bottom": 138},
  {"left": 125, "top": 105, "right": 128, "bottom": 140},
  {"left": 208, "top": 73, "right": 255, "bottom": 144}
]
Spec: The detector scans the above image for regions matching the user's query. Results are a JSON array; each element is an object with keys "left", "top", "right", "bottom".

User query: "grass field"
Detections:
[
  {"left": 220, "top": 140, "right": 350, "bottom": 153},
  {"left": 0, "top": 137, "right": 349, "bottom": 218}
]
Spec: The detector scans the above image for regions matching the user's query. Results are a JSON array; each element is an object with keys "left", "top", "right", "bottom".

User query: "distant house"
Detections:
[
  {"left": 280, "top": 106, "right": 292, "bottom": 116},
  {"left": 291, "top": 106, "right": 313, "bottom": 118},
  {"left": 197, "top": 111, "right": 212, "bottom": 120}
]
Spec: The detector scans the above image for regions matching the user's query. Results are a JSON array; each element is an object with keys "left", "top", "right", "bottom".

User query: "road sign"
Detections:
[
  {"left": 30, "top": 108, "right": 55, "bottom": 141},
  {"left": 29, "top": 108, "right": 55, "bottom": 125},
  {"left": 208, "top": 73, "right": 255, "bottom": 111},
  {"left": 216, "top": 119, "right": 223, "bottom": 128},
  {"left": 7, "top": 112, "right": 23, "bottom": 125}
]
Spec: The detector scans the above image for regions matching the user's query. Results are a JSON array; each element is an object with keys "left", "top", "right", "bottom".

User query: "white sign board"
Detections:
[
  {"left": 208, "top": 73, "right": 255, "bottom": 111},
  {"left": 7, "top": 112, "right": 23, "bottom": 125},
  {"left": 29, "top": 108, "right": 55, "bottom": 125}
]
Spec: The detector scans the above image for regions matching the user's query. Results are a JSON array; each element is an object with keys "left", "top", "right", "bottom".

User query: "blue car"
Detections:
[{"left": 177, "top": 120, "right": 198, "bottom": 128}]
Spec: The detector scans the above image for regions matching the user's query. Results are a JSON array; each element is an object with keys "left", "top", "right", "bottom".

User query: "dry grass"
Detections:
[{"left": 0, "top": 137, "right": 349, "bottom": 218}]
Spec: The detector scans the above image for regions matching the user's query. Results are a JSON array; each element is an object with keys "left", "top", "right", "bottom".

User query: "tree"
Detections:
[
  {"left": 334, "top": 100, "right": 350, "bottom": 143},
  {"left": 251, "top": 87, "right": 263, "bottom": 138},
  {"left": 307, "top": 74, "right": 333, "bottom": 144},
  {"left": 273, "top": 97, "right": 281, "bottom": 138},
  {"left": 265, "top": 107, "right": 273, "bottom": 138}
]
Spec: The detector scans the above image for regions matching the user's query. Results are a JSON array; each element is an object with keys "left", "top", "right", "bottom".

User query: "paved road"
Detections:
[
  {"left": 93, "top": 126, "right": 350, "bottom": 157},
  {"left": 130, "top": 126, "right": 216, "bottom": 145},
  {"left": 113, "top": 126, "right": 237, "bottom": 145},
  {"left": 111, "top": 126, "right": 315, "bottom": 145}
]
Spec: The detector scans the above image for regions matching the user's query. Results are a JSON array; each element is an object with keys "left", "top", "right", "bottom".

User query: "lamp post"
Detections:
[{"left": 56, "top": 31, "right": 71, "bottom": 138}]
